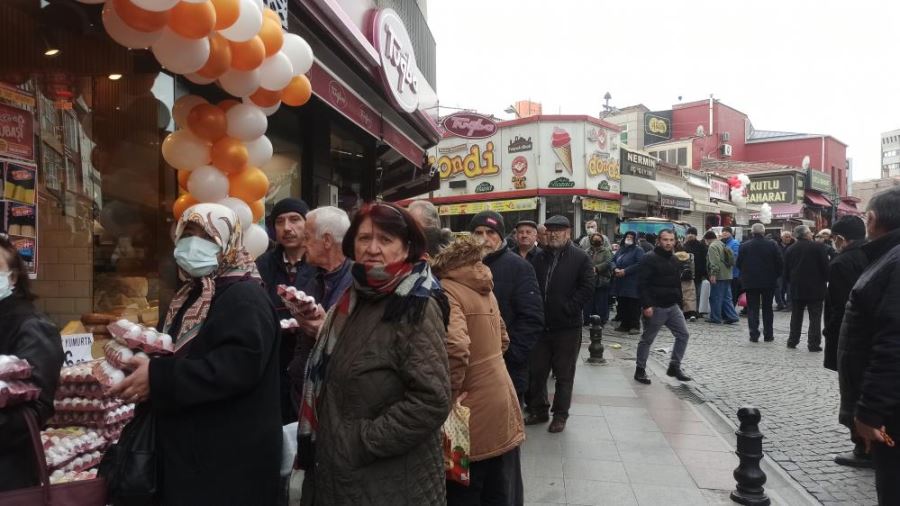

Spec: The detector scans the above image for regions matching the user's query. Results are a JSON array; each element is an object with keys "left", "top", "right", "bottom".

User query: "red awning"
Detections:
[
  {"left": 805, "top": 191, "right": 832, "bottom": 207},
  {"left": 838, "top": 201, "right": 862, "bottom": 216},
  {"left": 750, "top": 203, "right": 804, "bottom": 219}
]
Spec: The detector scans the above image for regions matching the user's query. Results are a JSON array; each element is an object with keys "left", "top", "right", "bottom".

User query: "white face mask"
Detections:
[
  {"left": 0, "top": 271, "right": 13, "bottom": 301},
  {"left": 174, "top": 236, "right": 222, "bottom": 278},
  {"left": 624, "top": 238, "right": 634, "bottom": 246}
]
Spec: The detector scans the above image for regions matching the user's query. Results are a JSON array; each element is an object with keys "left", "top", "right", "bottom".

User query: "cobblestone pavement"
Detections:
[{"left": 606, "top": 310, "right": 878, "bottom": 506}]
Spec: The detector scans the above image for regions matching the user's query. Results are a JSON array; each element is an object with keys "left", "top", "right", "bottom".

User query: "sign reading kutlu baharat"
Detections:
[{"left": 747, "top": 174, "right": 797, "bottom": 204}]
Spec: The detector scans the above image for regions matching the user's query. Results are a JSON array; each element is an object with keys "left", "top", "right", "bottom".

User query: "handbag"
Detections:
[
  {"left": 98, "top": 403, "right": 158, "bottom": 506},
  {"left": 0, "top": 408, "right": 107, "bottom": 506},
  {"left": 441, "top": 398, "right": 471, "bottom": 486}
]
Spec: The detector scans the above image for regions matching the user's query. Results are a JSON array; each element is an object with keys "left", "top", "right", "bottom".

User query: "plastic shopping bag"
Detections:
[{"left": 441, "top": 398, "right": 471, "bottom": 486}]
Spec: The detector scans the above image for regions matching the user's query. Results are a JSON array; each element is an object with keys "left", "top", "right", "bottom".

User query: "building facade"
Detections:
[{"left": 881, "top": 129, "right": 900, "bottom": 178}]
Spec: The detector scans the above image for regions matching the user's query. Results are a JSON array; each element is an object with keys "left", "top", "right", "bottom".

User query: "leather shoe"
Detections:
[
  {"left": 724, "top": 319, "right": 739, "bottom": 325},
  {"left": 787, "top": 343, "right": 798, "bottom": 349},
  {"left": 524, "top": 413, "right": 549, "bottom": 425},
  {"left": 750, "top": 338, "right": 759, "bottom": 343},
  {"left": 666, "top": 363, "right": 692, "bottom": 381},
  {"left": 834, "top": 451, "right": 874, "bottom": 468},
  {"left": 634, "top": 367, "right": 651, "bottom": 384},
  {"left": 808, "top": 346, "right": 823, "bottom": 352},
  {"left": 764, "top": 337, "right": 774, "bottom": 342},
  {"left": 548, "top": 417, "right": 567, "bottom": 433}
]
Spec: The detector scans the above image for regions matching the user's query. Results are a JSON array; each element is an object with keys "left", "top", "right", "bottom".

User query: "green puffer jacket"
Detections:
[
  {"left": 589, "top": 245, "right": 614, "bottom": 287},
  {"left": 707, "top": 240, "right": 733, "bottom": 281}
]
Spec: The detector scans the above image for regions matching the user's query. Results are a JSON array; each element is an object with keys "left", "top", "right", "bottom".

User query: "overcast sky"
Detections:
[{"left": 428, "top": 0, "right": 898, "bottom": 182}]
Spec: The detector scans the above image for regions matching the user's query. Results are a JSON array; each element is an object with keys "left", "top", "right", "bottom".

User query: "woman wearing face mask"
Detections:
[
  {"left": 296, "top": 203, "right": 451, "bottom": 506},
  {"left": 0, "top": 235, "right": 64, "bottom": 492},
  {"left": 612, "top": 231, "right": 645, "bottom": 335},
  {"left": 110, "top": 203, "right": 282, "bottom": 505},
  {"left": 585, "top": 233, "right": 613, "bottom": 326}
]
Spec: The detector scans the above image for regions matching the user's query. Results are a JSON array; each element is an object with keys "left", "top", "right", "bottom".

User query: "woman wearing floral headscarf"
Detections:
[
  {"left": 296, "top": 203, "right": 452, "bottom": 506},
  {"left": 111, "top": 203, "right": 281, "bottom": 506}
]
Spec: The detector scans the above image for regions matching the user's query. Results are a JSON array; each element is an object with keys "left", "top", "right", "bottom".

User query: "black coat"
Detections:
[
  {"left": 684, "top": 239, "right": 708, "bottom": 280},
  {"left": 823, "top": 241, "right": 868, "bottom": 371},
  {"left": 483, "top": 247, "right": 544, "bottom": 395},
  {"left": 256, "top": 245, "right": 318, "bottom": 424},
  {"left": 736, "top": 235, "right": 784, "bottom": 290},
  {"left": 532, "top": 241, "right": 595, "bottom": 331},
  {"left": 783, "top": 238, "right": 829, "bottom": 300},
  {"left": 149, "top": 280, "right": 282, "bottom": 506},
  {"left": 0, "top": 296, "right": 64, "bottom": 492},
  {"left": 637, "top": 247, "right": 683, "bottom": 309}
]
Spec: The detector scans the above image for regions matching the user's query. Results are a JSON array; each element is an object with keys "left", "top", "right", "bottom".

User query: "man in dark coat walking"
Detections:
[
  {"left": 470, "top": 211, "right": 545, "bottom": 405},
  {"left": 683, "top": 227, "right": 708, "bottom": 309},
  {"left": 526, "top": 215, "right": 595, "bottom": 433},
  {"left": 822, "top": 216, "right": 871, "bottom": 469},
  {"left": 838, "top": 187, "right": 900, "bottom": 504},
  {"left": 783, "top": 225, "right": 829, "bottom": 351},
  {"left": 634, "top": 229, "right": 692, "bottom": 385},
  {"left": 736, "top": 223, "right": 783, "bottom": 342}
]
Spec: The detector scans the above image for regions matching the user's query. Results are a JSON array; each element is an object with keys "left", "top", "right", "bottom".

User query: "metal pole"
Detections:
[{"left": 731, "top": 407, "right": 771, "bottom": 506}]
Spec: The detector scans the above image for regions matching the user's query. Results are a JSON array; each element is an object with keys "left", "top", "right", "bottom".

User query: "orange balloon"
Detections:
[
  {"left": 114, "top": 0, "right": 169, "bottom": 33},
  {"left": 197, "top": 33, "right": 231, "bottom": 79},
  {"left": 258, "top": 17, "right": 284, "bottom": 57},
  {"left": 218, "top": 99, "right": 240, "bottom": 112},
  {"left": 173, "top": 193, "right": 199, "bottom": 220},
  {"left": 229, "top": 37, "right": 265, "bottom": 71},
  {"left": 228, "top": 167, "right": 269, "bottom": 203},
  {"left": 250, "top": 198, "right": 265, "bottom": 222},
  {"left": 263, "top": 8, "right": 280, "bottom": 23},
  {"left": 211, "top": 0, "right": 240, "bottom": 31},
  {"left": 177, "top": 169, "right": 190, "bottom": 190},
  {"left": 282, "top": 75, "right": 312, "bottom": 107},
  {"left": 187, "top": 103, "right": 227, "bottom": 141},
  {"left": 249, "top": 87, "right": 282, "bottom": 108},
  {"left": 211, "top": 137, "right": 249, "bottom": 174},
  {"left": 168, "top": 1, "right": 216, "bottom": 39}
]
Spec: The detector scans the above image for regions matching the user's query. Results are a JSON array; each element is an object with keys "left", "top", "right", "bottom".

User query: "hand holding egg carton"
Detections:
[
  {"left": 107, "top": 319, "right": 173, "bottom": 355},
  {"left": 277, "top": 285, "right": 323, "bottom": 321}
]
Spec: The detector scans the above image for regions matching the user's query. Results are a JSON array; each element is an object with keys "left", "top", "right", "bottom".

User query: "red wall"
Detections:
[
  {"left": 672, "top": 101, "right": 748, "bottom": 168},
  {"left": 744, "top": 137, "right": 848, "bottom": 196}
]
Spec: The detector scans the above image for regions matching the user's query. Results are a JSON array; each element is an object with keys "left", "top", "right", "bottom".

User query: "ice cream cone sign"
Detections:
[{"left": 551, "top": 127, "right": 573, "bottom": 174}]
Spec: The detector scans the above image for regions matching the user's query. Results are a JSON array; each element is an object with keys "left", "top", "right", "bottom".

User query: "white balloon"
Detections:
[
  {"left": 258, "top": 101, "right": 281, "bottom": 116},
  {"left": 188, "top": 166, "right": 230, "bottom": 202},
  {"left": 244, "top": 135, "right": 273, "bottom": 167},
  {"left": 185, "top": 73, "right": 216, "bottom": 85},
  {"left": 180, "top": 0, "right": 208, "bottom": 3},
  {"left": 152, "top": 28, "right": 210, "bottom": 75},
  {"left": 162, "top": 130, "right": 211, "bottom": 170},
  {"left": 172, "top": 95, "right": 208, "bottom": 128},
  {"left": 243, "top": 224, "right": 270, "bottom": 259},
  {"left": 218, "top": 68, "right": 261, "bottom": 97},
  {"left": 218, "top": 197, "right": 254, "bottom": 231},
  {"left": 219, "top": 0, "right": 263, "bottom": 42},
  {"left": 226, "top": 103, "right": 268, "bottom": 141},
  {"left": 281, "top": 34, "right": 314, "bottom": 75},
  {"left": 258, "top": 52, "right": 293, "bottom": 91},
  {"left": 131, "top": 0, "right": 180, "bottom": 11},
  {"left": 102, "top": 1, "right": 163, "bottom": 49}
]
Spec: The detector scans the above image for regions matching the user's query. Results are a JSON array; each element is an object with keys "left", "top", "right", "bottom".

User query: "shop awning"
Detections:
[
  {"left": 838, "top": 201, "right": 862, "bottom": 216},
  {"left": 693, "top": 202, "right": 721, "bottom": 214},
  {"left": 621, "top": 175, "right": 692, "bottom": 201},
  {"left": 805, "top": 191, "right": 832, "bottom": 207},
  {"left": 750, "top": 203, "right": 804, "bottom": 220}
]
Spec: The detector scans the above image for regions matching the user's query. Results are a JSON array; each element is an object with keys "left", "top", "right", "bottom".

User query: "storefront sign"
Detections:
[
  {"left": 510, "top": 155, "right": 528, "bottom": 189},
  {"left": 644, "top": 110, "right": 673, "bottom": 146},
  {"left": 709, "top": 178, "right": 730, "bottom": 200},
  {"left": 474, "top": 182, "right": 494, "bottom": 193},
  {"left": 587, "top": 128, "right": 609, "bottom": 151},
  {"left": 747, "top": 174, "right": 797, "bottom": 204},
  {"left": 62, "top": 333, "right": 94, "bottom": 367},
  {"left": 548, "top": 177, "right": 575, "bottom": 188},
  {"left": 373, "top": 9, "right": 419, "bottom": 114},
  {"left": 438, "top": 198, "right": 537, "bottom": 216},
  {"left": 508, "top": 135, "right": 533, "bottom": 153},
  {"left": 437, "top": 142, "right": 500, "bottom": 180},
  {"left": 661, "top": 195, "right": 692, "bottom": 210},
  {"left": 0, "top": 103, "right": 34, "bottom": 161},
  {"left": 0, "top": 83, "right": 36, "bottom": 108},
  {"left": 620, "top": 148, "right": 656, "bottom": 179},
  {"left": 550, "top": 127, "right": 574, "bottom": 175},
  {"left": 582, "top": 198, "right": 621, "bottom": 214},
  {"left": 808, "top": 169, "right": 832, "bottom": 193},
  {"left": 441, "top": 112, "right": 498, "bottom": 139},
  {"left": 586, "top": 153, "right": 620, "bottom": 179}
]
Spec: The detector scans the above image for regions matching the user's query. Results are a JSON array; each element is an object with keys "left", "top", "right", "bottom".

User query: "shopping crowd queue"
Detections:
[{"left": 2, "top": 189, "right": 900, "bottom": 505}]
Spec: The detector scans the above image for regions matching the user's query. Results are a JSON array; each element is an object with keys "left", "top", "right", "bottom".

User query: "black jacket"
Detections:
[
  {"left": 823, "top": 241, "right": 868, "bottom": 372},
  {"left": 532, "top": 241, "right": 595, "bottom": 331},
  {"left": 783, "top": 238, "right": 829, "bottom": 300},
  {"left": 256, "top": 244, "right": 318, "bottom": 424},
  {"left": 483, "top": 247, "right": 544, "bottom": 394},
  {"left": 838, "top": 228, "right": 900, "bottom": 431},
  {"left": 637, "top": 247, "right": 683, "bottom": 309},
  {"left": 737, "top": 235, "right": 784, "bottom": 290},
  {"left": 684, "top": 239, "right": 708, "bottom": 280},
  {"left": 149, "top": 280, "right": 282, "bottom": 505},
  {"left": 638, "top": 239, "right": 654, "bottom": 252},
  {"left": 0, "top": 296, "right": 64, "bottom": 492}
]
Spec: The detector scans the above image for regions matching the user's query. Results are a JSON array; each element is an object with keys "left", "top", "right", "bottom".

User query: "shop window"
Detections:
[{"left": 677, "top": 147, "right": 688, "bottom": 167}]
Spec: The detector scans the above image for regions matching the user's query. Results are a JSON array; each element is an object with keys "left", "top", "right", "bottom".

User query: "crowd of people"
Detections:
[{"left": 1, "top": 187, "right": 899, "bottom": 504}]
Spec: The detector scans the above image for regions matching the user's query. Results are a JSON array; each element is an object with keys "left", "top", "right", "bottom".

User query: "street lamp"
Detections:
[{"left": 504, "top": 105, "right": 520, "bottom": 118}]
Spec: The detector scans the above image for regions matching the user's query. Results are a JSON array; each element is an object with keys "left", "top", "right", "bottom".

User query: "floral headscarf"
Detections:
[{"left": 162, "top": 203, "right": 262, "bottom": 354}]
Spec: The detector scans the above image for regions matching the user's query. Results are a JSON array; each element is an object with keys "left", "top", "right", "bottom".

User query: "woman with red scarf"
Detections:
[{"left": 296, "top": 203, "right": 451, "bottom": 505}]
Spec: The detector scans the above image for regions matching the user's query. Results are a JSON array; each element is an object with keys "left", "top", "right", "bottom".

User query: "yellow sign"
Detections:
[
  {"left": 0, "top": 84, "right": 35, "bottom": 108},
  {"left": 438, "top": 198, "right": 537, "bottom": 216},
  {"left": 581, "top": 198, "right": 621, "bottom": 214},
  {"left": 437, "top": 142, "right": 500, "bottom": 180},
  {"left": 587, "top": 154, "right": 621, "bottom": 179}
]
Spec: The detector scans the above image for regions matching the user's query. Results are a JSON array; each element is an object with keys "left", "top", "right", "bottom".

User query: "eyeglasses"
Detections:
[{"left": 546, "top": 229, "right": 568, "bottom": 235}]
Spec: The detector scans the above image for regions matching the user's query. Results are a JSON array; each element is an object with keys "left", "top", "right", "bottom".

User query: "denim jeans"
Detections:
[
  {"left": 636, "top": 305, "right": 690, "bottom": 369},
  {"left": 709, "top": 280, "right": 738, "bottom": 323}
]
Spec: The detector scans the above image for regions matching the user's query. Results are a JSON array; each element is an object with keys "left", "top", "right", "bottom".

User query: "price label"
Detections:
[{"left": 61, "top": 333, "right": 94, "bottom": 367}]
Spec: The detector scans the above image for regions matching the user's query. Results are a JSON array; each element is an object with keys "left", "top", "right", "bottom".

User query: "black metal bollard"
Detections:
[
  {"left": 587, "top": 315, "right": 606, "bottom": 364},
  {"left": 731, "top": 407, "right": 770, "bottom": 506}
]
